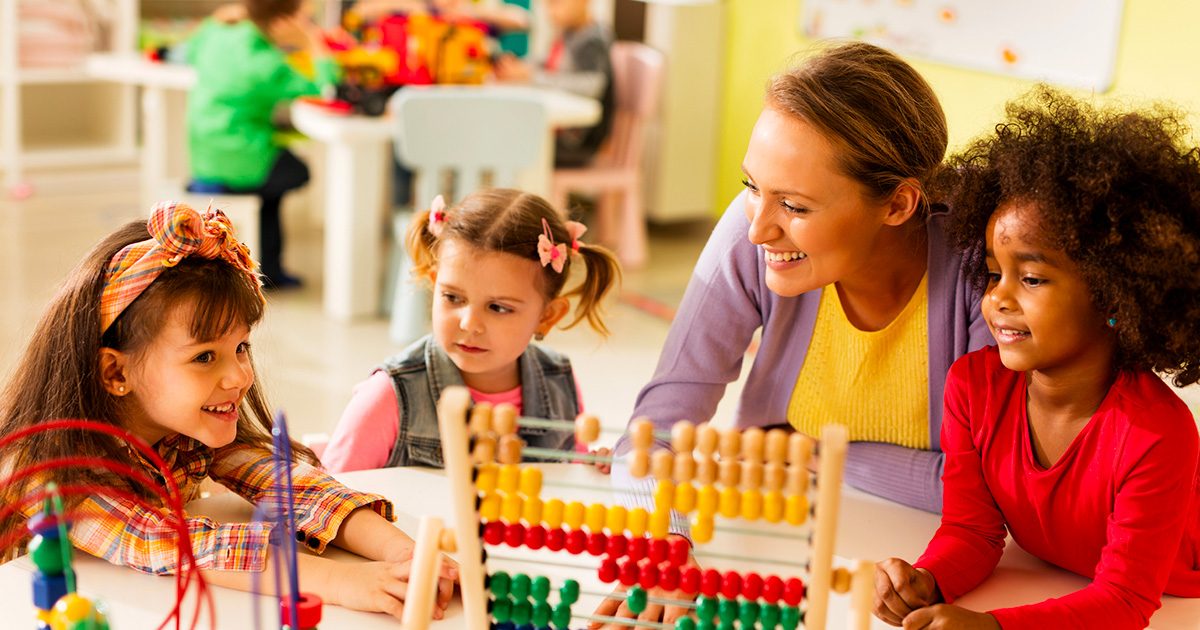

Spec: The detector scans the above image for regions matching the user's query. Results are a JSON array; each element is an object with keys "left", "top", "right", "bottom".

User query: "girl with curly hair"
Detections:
[{"left": 874, "top": 87, "right": 1200, "bottom": 630}]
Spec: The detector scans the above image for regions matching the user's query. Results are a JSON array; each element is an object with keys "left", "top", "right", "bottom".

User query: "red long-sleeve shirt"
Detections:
[{"left": 916, "top": 346, "right": 1200, "bottom": 629}]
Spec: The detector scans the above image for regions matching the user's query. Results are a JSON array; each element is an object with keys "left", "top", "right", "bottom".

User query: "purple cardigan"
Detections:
[{"left": 614, "top": 193, "right": 992, "bottom": 513}]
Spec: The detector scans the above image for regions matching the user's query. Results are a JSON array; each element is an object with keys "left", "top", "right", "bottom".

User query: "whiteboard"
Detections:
[{"left": 799, "top": 0, "right": 1126, "bottom": 92}]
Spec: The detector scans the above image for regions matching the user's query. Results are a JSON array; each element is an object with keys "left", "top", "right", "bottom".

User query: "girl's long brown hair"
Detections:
[{"left": 0, "top": 220, "right": 315, "bottom": 557}]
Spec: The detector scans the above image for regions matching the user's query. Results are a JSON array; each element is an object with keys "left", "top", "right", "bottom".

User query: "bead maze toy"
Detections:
[{"left": 402, "top": 386, "right": 875, "bottom": 630}]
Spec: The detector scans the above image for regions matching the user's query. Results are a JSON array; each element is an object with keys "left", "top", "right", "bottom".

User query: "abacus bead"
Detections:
[
  {"left": 697, "top": 484, "right": 719, "bottom": 516},
  {"left": 786, "top": 464, "right": 808, "bottom": 495},
  {"left": 498, "top": 464, "right": 521, "bottom": 494},
  {"left": 560, "top": 579, "right": 580, "bottom": 605},
  {"left": 498, "top": 434, "right": 523, "bottom": 464},
  {"left": 762, "top": 575, "right": 784, "bottom": 604},
  {"left": 832, "top": 567, "right": 852, "bottom": 594},
  {"left": 660, "top": 564, "right": 680, "bottom": 591},
  {"left": 696, "top": 455, "right": 718, "bottom": 485},
  {"left": 638, "top": 563, "right": 659, "bottom": 590},
  {"left": 519, "top": 468, "right": 543, "bottom": 497},
  {"left": 586, "top": 532, "right": 608, "bottom": 556},
  {"left": 476, "top": 463, "right": 499, "bottom": 493},
  {"left": 765, "top": 428, "right": 788, "bottom": 464},
  {"left": 676, "top": 617, "right": 697, "bottom": 630},
  {"left": 493, "top": 403, "right": 518, "bottom": 435},
  {"left": 505, "top": 523, "right": 527, "bottom": 548},
  {"left": 502, "top": 493, "right": 524, "bottom": 524},
  {"left": 718, "top": 486, "right": 741, "bottom": 518},
  {"left": 469, "top": 402, "right": 493, "bottom": 435},
  {"left": 522, "top": 497, "right": 544, "bottom": 526},
  {"left": 760, "top": 603, "right": 781, "bottom": 629},
  {"left": 627, "top": 508, "right": 649, "bottom": 538},
  {"left": 491, "top": 596, "right": 512, "bottom": 622},
  {"left": 473, "top": 434, "right": 496, "bottom": 465},
  {"left": 740, "top": 489, "right": 763, "bottom": 521},
  {"left": 480, "top": 492, "right": 502, "bottom": 522},
  {"left": 700, "top": 568, "right": 722, "bottom": 598},
  {"left": 605, "top": 505, "right": 627, "bottom": 534},
  {"left": 741, "top": 427, "right": 765, "bottom": 461},
  {"left": 627, "top": 586, "right": 649, "bottom": 614},
  {"left": 717, "top": 598, "right": 738, "bottom": 623},
  {"left": 598, "top": 558, "right": 619, "bottom": 583},
  {"left": 673, "top": 452, "right": 696, "bottom": 484},
  {"left": 629, "top": 449, "right": 650, "bottom": 478},
  {"left": 586, "top": 503, "right": 607, "bottom": 533},
  {"left": 652, "top": 449, "right": 674, "bottom": 480},
  {"left": 674, "top": 482, "right": 697, "bottom": 515},
  {"left": 440, "top": 529, "right": 457, "bottom": 553},
  {"left": 782, "top": 577, "right": 805, "bottom": 606},
  {"left": 483, "top": 521, "right": 506, "bottom": 545},
  {"left": 696, "top": 595, "right": 718, "bottom": 622},
  {"left": 490, "top": 571, "right": 512, "bottom": 597},
  {"left": 787, "top": 432, "right": 814, "bottom": 466},
  {"left": 763, "top": 490, "right": 785, "bottom": 523},
  {"left": 525, "top": 525, "right": 547, "bottom": 550},
  {"left": 532, "top": 601, "right": 552, "bottom": 627},
  {"left": 692, "top": 515, "right": 715, "bottom": 544},
  {"left": 742, "top": 572, "right": 763, "bottom": 600},
  {"left": 718, "top": 429, "right": 740, "bottom": 458},
  {"left": 697, "top": 424, "right": 719, "bottom": 455},
  {"left": 654, "top": 480, "right": 676, "bottom": 513},
  {"left": 671, "top": 421, "right": 696, "bottom": 452},
  {"left": 649, "top": 508, "right": 671, "bottom": 539},
  {"left": 785, "top": 494, "right": 809, "bottom": 526},
  {"left": 531, "top": 575, "right": 551, "bottom": 601},
  {"left": 552, "top": 603, "right": 572, "bottom": 629},
  {"left": 512, "top": 599, "right": 532, "bottom": 625},
  {"left": 544, "top": 499, "right": 565, "bottom": 529},
  {"left": 565, "top": 529, "right": 587, "bottom": 555},
  {"left": 576, "top": 414, "right": 601, "bottom": 445},
  {"left": 511, "top": 573, "right": 531, "bottom": 600},
  {"left": 649, "top": 538, "right": 669, "bottom": 563},
  {"left": 606, "top": 533, "right": 628, "bottom": 559},
  {"left": 564, "top": 501, "right": 586, "bottom": 530},
  {"left": 631, "top": 418, "right": 655, "bottom": 449},
  {"left": 628, "top": 535, "right": 648, "bottom": 561},
  {"left": 738, "top": 601, "right": 760, "bottom": 627},
  {"left": 545, "top": 528, "right": 566, "bottom": 551},
  {"left": 741, "top": 461, "right": 764, "bottom": 491},
  {"left": 764, "top": 462, "right": 786, "bottom": 492},
  {"left": 781, "top": 605, "right": 801, "bottom": 630},
  {"left": 717, "top": 458, "right": 740, "bottom": 488},
  {"left": 618, "top": 559, "right": 639, "bottom": 586},
  {"left": 720, "top": 571, "right": 742, "bottom": 600}
]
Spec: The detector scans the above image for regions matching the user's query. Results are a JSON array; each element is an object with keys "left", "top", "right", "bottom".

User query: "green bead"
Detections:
[
  {"left": 781, "top": 605, "right": 801, "bottom": 630},
  {"left": 696, "top": 596, "right": 718, "bottom": 622},
  {"left": 760, "top": 603, "right": 781, "bottom": 629},
  {"left": 490, "top": 596, "right": 512, "bottom": 623},
  {"left": 28, "top": 534, "right": 67, "bottom": 575},
  {"left": 532, "top": 601, "right": 552, "bottom": 627},
  {"left": 696, "top": 622, "right": 716, "bottom": 630},
  {"left": 512, "top": 600, "right": 532, "bottom": 626},
  {"left": 716, "top": 620, "right": 735, "bottom": 630},
  {"left": 489, "top": 571, "right": 511, "bottom": 597},
  {"left": 738, "top": 600, "right": 760, "bottom": 627},
  {"left": 531, "top": 575, "right": 551, "bottom": 601},
  {"left": 559, "top": 578, "right": 580, "bottom": 605},
  {"left": 511, "top": 573, "right": 531, "bottom": 600},
  {"left": 626, "top": 587, "right": 648, "bottom": 615},
  {"left": 717, "top": 598, "right": 737, "bottom": 623},
  {"left": 552, "top": 603, "right": 572, "bottom": 629},
  {"left": 675, "top": 617, "right": 697, "bottom": 630}
]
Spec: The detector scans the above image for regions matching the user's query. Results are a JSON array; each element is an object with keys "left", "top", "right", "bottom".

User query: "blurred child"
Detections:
[
  {"left": 186, "top": 0, "right": 338, "bottom": 288},
  {"left": 0, "top": 201, "right": 456, "bottom": 619},
  {"left": 493, "top": 0, "right": 614, "bottom": 166},
  {"left": 873, "top": 87, "right": 1200, "bottom": 629},
  {"left": 322, "top": 189, "right": 621, "bottom": 472}
]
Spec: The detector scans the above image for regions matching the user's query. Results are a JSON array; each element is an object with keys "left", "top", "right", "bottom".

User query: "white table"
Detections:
[
  {"left": 291, "top": 85, "right": 601, "bottom": 322},
  {"left": 4, "top": 465, "right": 1194, "bottom": 629}
]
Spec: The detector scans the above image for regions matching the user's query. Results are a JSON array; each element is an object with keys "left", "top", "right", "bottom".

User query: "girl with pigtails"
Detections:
[{"left": 323, "top": 188, "right": 622, "bottom": 472}]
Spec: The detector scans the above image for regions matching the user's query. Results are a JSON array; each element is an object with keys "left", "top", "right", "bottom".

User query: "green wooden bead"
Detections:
[
  {"left": 781, "top": 605, "right": 801, "bottom": 630},
  {"left": 696, "top": 622, "right": 716, "bottom": 630},
  {"left": 531, "top": 575, "right": 551, "bottom": 602},
  {"left": 717, "top": 598, "right": 737, "bottom": 623},
  {"left": 511, "top": 573, "right": 531, "bottom": 600},
  {"left": 760, "top": 603, "right": 781, "bottom": 629},
  {"left": 716, "top": 620, "right": 735, "bottom": 630},
  {"left": 489, "top": 571, "right": 511, "bottom": 597},
  {"left": 738, "top": 600, "right": 760, "bottom": 627},
  {"left": 552, "top": 603, "right": 572, "bottom": 629},
  {"left": 532, "top": 601, "right": 552, "bottom": 627},
  {"left": 28, "top": 534, "right": 66, "bottom": 575},
  {"left": 559, "top": 579, "right": 580, "bottom": 605},
  {"left": 675, "top": 617, "right": 697, "bottom": 630},
  {"left": 490, "top": 596, "right": 512, "bottom": 623},
  {"left": 512, "top": 600, "right": 532, "bottom": 626},
  {"left": 696, "top": 596, "right": 718, "bottom": 622},
  {"left": 627, "top": 587, "right": 648, "bottom": 615}
]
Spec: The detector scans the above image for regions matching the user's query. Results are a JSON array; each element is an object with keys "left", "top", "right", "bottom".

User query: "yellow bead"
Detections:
[
  {"left": 501, "top": 492, "right": 524, "bottom": 524},
  {"left": 674, "top": 482, "right": 697, "bottom": 515},
  {"left": 519, "top": 467, "right": 543, "bottom": 498},
  {"left": 649, "top": 509, "right": 671, "bottom": 540},
  {"left": 833, "top": 568, "right": 853, "bottom": 594},
  {"left": 475, "top": 463, "right": 499, "bottom": 493},
  {"left": 740, "top": 489, "right": 763, "bottom": 521},
  {"left": 544, "top": 498, "right": 565, "bottom": 529},
  {"left": 692, "top": 515, "right": 714, "bottom": 544},
  {"left": 627, "top": 507, "right": 649, "bottom": 538},
  {"left": 498, "top": 464, "right": 521, "bottom": 494},
  {"left": 719, "top": 486, "right": 741, "bottom": 519},
  {"left": 763, "top": 490, "right": 785, "bottom": 523},
  {"left": 479, "top": 492, "right": 501, "bottom": 522},
  {"left": 586, "top": 503, "right": 607, "bottom": 533},
  {"left": 785, "top": 493, "right": 809, "bottom": 526},
  {"left": 697, "top": 484, "right": 719, "bottom": 517},
  {"left": 565, "top": 501, "right": 587, "bottom": 530},
  {"left": 654, "top": 480, "right": 676, "bottom": 513},
  {"left": 605, "top": 505, "right": 628, "bottom": 535},
  {"left": 53, "top": 594, "right": 95, "bottom": 624},
  {"left": 523, "top": 497, "right": 544, "bottom": 525}
]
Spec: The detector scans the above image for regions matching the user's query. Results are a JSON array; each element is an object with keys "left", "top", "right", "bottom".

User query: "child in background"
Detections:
[
  {"left": 186, "top": 0, "right": 337, "bottom": 288},
  {"left": 493, "top": 0, "right": 614, "bottom": 167},
  {"left": 873, "top": 87, "right": 1200, "bottom": 629},
  {"left": 322, "top": 189, "right": 621, "bottom": 472},
  {"left": 0, "top": 201, "right": 456, "bottom": 620}
]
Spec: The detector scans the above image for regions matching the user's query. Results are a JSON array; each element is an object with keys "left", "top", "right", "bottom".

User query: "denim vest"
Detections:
[{"left": 379, "top": 335, "right": 579, "bottom": 467}]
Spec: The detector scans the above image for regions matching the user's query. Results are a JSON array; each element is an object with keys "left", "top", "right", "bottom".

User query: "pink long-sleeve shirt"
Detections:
[{"left": 917, "top": 346, "right": 1199, "bottom": 629}]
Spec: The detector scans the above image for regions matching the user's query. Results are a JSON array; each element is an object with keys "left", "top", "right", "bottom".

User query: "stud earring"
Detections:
[
  {"left": 534, "top": 333, "right": 545, "bottom": 342},
  {"left": 117, "top": 385, "right": 125, "bottom": 393},
  {"left": 1107, "top": 318, "right": 1118, "bottom": 328}
]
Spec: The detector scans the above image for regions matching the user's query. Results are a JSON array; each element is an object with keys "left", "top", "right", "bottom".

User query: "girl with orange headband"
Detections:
[{"left": 0, "top": 201, "right": 456, "bottom": 620}]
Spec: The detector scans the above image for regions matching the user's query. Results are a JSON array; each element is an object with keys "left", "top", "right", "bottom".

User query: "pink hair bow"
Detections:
[
  {"left": 427, "top": 195, "right": 447, "bottom": 237},
  {"left": 538, "top": 218, "right": 567, "bottom": 273},
  {"left": 565, "top": 220, "right": 587, "bottom": 253}
]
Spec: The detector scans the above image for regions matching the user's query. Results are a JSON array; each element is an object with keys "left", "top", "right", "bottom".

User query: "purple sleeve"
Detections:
[
  {"left": 844, "top": 443, "right": 946, "bottom": 512},
  {"left": 321, "top": 371, "right": 401, "bottom": 473}
]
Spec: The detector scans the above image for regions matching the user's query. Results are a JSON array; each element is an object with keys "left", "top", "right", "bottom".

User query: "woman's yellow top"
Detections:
[{"left": 787, "top": 276, "right": 929, "bottom": 449}]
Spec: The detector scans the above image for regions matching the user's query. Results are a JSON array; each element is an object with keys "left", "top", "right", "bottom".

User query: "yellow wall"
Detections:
[{"left": 714, "top": 0, "right": 1200, "bottom": 209}]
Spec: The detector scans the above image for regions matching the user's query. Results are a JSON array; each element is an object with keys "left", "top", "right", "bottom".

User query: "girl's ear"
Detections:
[
  {"left": 882, "top": 179, "right": 923, "bottom": 226},
  {"left": 536, "top": 297, "right": 571, "bottom": 337},
  {"left": 99, "top": 348, "right": 131, "bottom": 396}
]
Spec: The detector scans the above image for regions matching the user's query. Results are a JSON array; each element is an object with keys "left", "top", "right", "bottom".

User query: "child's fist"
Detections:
[
  {"left": 873, "top": 558, "right": 940, "bottom": 626},
  {"left": 899, "top": 604, "right": 1000, "bottom": 630}
]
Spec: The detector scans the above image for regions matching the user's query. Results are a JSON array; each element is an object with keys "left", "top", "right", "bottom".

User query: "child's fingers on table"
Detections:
[
  {"left": 873, "top": 571, "right": 912, "bottom": 625},
  {"left": 373, "top": 593, "right": 406, "bottom": 620},
  {"left": 436, "top": 575, "right": 455, "bottom": 609},
  {"left": 878, "top": 558, "right": 928, "bottom": 609},
  {"left": 634, "top": 602, "right": 663, "bottom": 630},
  {"left": 588, "top": 587, "right": 626, "bottom": 628},
  {"left": 900, "top": 606, "right": 935, "bottom": 630},
  {"left": 662, "top": 602, "right": 690, "bottom": 625}
]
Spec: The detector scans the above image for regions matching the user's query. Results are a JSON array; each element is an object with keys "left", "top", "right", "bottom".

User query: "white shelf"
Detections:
[
  {"left": 21, "top": 145, "right": 141, "bottom": 169},
  {"left": 16, "top": 67, "right": 95, "bottom": 84}
]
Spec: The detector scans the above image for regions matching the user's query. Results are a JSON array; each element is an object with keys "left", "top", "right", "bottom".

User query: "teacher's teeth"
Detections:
[{"left": 766, "top": 251, "right": 806, "bottom": 262}]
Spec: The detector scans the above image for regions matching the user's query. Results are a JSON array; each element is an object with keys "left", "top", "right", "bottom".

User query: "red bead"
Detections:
[
  {"left": 605, "top": 534, "right": 628, "bottom": 559},
  {"left": 618, "top": 559, "right": 640, "bottom": 586},
  {"left": 586, "top": 532, "right": 608, "bottom": 556},
  {"left": 648, "top": 538, "right": 669, "bottom": 564},
  {"left": 742, "top": 572, "right": 763, "bottom": 600},
  {"left": 638, "top": 562, "right": 659, "bottom": 590},
  {"left": 659, "top": 565, "right": 680, "bottom": 592},
  {"left": 482, "top": 522, "right": 505, "bottom": 545},
  {"left": 627, "top": 536, "right": 648, "bottom": 561},
  {"left": 783, "top": 577, "right": 805, "bottom": 606},
  {"left": 598, "top": 558, "right": 619, "bottom": 584},
  {"left": 680, "top": 566, "right": 701, "bottom": 594},
  {"left": 546, "top": 528, "right": 566, "bottom": 552},
  {"left": 524, "top": 525, "right": 546, "bottom": 550},
  {"left": 700, "top": 568, "right": 721, "bottom": 598},
  {"left": 504, "top": 523, "right": 526, "bottom": 547},
  {"left": 762, "top": 575, "right": 784, "bottom": 604},
  {"left": 668, "top": 537, "right": 690, "bottom": 566},
  {"left": 720, "top": 570, "right": 742, "bottom": 600},
  {"left": 566, "top": 529, "right": 587, "bottom": 555}
]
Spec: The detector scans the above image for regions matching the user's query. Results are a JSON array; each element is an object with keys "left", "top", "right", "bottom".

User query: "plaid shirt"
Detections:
[{"left": 66, "top": 435, "right": 393, "bottom": 575}]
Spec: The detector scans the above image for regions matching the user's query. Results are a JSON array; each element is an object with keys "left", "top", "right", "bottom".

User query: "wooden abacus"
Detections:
[{"left": 403, "top": 386, "right": 875, "bottom": 630}]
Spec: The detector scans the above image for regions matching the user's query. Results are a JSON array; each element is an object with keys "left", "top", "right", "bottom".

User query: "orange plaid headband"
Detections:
[{"left": 99, "top": 200, "right": 264, "bottom": 333}]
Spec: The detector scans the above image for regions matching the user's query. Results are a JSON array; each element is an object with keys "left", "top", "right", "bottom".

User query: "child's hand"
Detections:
[
  {"left": 493, "top": 54, "right": 531, "bottom": 82},
  {"left": 268, "top": 14, "right": 329, "bottom": 56},
  {"left": 591, "top": 447, "right": 612, "bottom": 475},
  {"left": 589, "top": 535, "right": 697, "bottom": 629},
  {"left": 899, "top": 604, "right": 1000, "bottom": 630},
  {"left": 873, "top": 558, "right": 940, "bottom": 626},
  {"left": 330, "top": 558, "right": 459, "bottom": 619}
]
